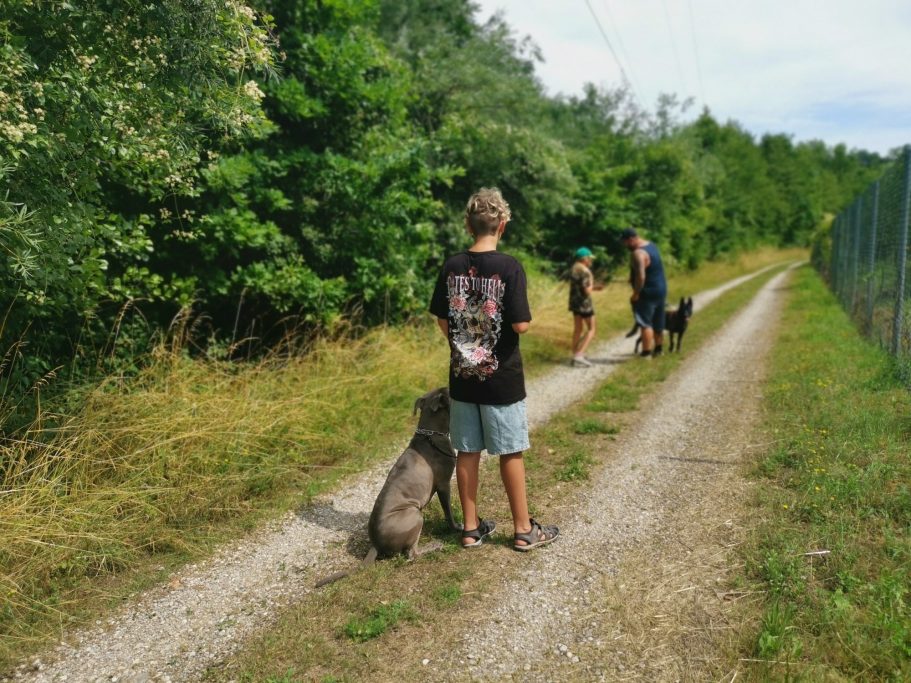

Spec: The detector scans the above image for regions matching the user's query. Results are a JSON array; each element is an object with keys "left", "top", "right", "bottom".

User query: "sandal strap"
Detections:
[
  {"left": 514, "top": 518, "right": 558, "bottom": 545},
  {"left": 463, "top": 518, "right": 495, "bottom": 541}
]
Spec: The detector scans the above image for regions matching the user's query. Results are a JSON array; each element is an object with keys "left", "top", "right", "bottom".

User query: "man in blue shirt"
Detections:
[{"left": 621, "top": 227, "right": 667, "bottom": 357}]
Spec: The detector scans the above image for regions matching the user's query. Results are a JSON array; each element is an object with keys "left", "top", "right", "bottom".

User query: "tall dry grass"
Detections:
[{"left": 0, "top": 323, "right": 448, "bottom": 660}]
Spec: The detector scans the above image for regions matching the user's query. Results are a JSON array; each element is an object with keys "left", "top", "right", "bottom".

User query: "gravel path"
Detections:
[{"left": 6, "top": 263, "right": 785, "bottom": 683}]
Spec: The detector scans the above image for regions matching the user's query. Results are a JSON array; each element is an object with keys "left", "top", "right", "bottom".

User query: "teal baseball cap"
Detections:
[{"left": 574, "top": 246, "right": 593, "bottom": 259}]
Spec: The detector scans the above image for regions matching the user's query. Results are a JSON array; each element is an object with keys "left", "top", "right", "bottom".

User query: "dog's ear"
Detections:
[
  {"left": 426, "top": 387, "right": 449, "bottom": 413},
  {"left": 414, "top": 387, "right": 449, "bottom": 415},
  {"left": 678, "top": 296, "right": 685, "bottom": 309},
  {"left": 686, "top": 297, "right": 693, "bottom": 312}
]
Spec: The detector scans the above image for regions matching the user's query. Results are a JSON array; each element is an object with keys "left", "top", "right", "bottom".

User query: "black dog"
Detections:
[
  {"left": 628, "top": 296, "right": 693, "bottom": 354},
  {"left": 665, "top": 297, "right": 693, "bottom": 352}
]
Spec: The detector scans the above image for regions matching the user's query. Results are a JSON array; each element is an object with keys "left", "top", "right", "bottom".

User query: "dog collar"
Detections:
[
  {"left": 413, "top": 428, "right": 457, "bottom": 459},
  {"left": 414, "top": 428, "right": 450, "bottom": 437}
]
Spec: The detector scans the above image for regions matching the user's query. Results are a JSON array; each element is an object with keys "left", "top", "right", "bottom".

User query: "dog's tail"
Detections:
[
  {"left": 314, "top": 546, "right": 378, "bottom": 588},
  {"left": 624, "top": 322, "right": 640, "bottom": 338}
]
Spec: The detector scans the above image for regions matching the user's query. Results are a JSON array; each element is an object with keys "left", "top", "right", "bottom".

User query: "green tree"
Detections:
[
  {"left": 137, "top": 0, "right": 451, "bottom": 337},
  {"left": 378, "top": 0, "right": 577, "bottom": 249},
  {"left": 0, "top": 0, "right": 275, "bottom": 402}
]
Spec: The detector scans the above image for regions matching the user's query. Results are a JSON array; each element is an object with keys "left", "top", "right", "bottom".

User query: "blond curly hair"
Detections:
[{"left": 465, "top": 187, "right": 512, "bottom": 236}]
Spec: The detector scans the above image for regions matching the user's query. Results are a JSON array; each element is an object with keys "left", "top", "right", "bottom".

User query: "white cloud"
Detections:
[{"left": 474, "top": 0, "right": 911, "bottom": 153}]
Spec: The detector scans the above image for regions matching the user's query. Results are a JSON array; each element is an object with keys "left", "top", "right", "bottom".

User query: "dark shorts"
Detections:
[
  {"left": 572, "top": 310, "right": 594, "bottom": 319},
  {"left": 633, "top": 297, "right": 666, "bottom": 331}
]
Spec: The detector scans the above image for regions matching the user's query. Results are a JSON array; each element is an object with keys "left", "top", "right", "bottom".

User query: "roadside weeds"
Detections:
[{"left": 737, "top": 267, "right": 911, "bottom": 682}]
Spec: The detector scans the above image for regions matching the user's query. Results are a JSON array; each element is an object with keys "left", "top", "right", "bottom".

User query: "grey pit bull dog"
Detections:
[{"left": 315, "top": 386, "right": 460, "bottom": 587}]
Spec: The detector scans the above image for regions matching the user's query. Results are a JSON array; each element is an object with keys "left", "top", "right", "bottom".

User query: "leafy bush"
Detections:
[{"left": 0, "top": 0, "right": 276, "bottom": 406}]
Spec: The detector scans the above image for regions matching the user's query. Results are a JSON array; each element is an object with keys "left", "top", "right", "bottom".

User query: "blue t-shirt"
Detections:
[{"left": 631, "top": 242, "right": 667, "bottom": 300}]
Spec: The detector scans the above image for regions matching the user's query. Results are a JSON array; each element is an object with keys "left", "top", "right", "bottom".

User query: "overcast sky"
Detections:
[{"left": 473, "top": 0, "right": 911, "bottom": 155}]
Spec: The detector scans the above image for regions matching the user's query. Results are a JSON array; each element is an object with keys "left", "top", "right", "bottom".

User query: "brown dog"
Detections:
[{"left": 315, "top": 387, "right": 459, "bottom": 586}]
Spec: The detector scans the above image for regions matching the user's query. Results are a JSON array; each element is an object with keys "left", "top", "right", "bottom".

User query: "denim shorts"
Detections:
[
  {"left": 450, "top": 398, "right": 530, "bottom": 456},
  {"left": 633, "top": 297, "right": 666, "bottom": 331}
]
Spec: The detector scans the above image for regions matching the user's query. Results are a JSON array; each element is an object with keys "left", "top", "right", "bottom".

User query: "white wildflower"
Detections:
[{"left": 243, "top": 80, "right": 265, "bottom": 100}]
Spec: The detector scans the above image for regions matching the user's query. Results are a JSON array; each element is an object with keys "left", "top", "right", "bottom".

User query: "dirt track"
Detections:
[
  {"left": 9, "top": 263, "right": 792, "bottom": 683},
  {"left": 419, "top": 264, "right": 795, "bottom": 682}
]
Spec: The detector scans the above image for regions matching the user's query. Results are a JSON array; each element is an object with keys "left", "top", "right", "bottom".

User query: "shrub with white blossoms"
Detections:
[{"left": 0, "top": 0, "right": 277, "bottom": 395}]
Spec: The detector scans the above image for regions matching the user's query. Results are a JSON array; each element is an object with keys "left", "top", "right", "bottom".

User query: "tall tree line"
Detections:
[{"left": 0, "top": 0, "right": 887, "bottom": 419}]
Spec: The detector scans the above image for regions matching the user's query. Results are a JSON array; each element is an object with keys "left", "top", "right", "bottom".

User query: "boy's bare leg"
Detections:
[
  {"left": 456, "top": 451, "right": 482, "bottom": 545},
  {"left": 571, "top": 315, "right": 584, "bottom": 354},
  {"left": 576, "top": 317, "right": 596, "bottom": 356},
  {"left": 499, "top": 453, "right": 532, "bottom": 544}
]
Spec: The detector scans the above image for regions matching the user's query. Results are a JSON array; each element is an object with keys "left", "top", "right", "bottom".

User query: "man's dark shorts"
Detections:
[{"left": 633, "top": 297, "right": 666, "bottom": 331}]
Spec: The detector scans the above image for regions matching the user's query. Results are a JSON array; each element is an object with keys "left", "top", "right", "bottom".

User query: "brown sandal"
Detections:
[{"left": 513, "top": 518, "right": 559, "bottom": 551}]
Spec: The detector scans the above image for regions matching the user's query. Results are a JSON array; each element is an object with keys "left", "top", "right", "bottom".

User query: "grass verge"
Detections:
[
  {"left": 738, "top": 265, "right": 910, "bottom": 681},
  {"left": 209, "top": 260, "right": 791, "bottom": 682},
  {"left": 0, "top": 247, "right": 802, "bottom": 670}
]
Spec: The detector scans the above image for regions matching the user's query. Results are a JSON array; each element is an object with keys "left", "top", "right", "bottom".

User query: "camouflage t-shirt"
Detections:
[{"left": 568, "top": 262, "right": 594, "bottom": 315}]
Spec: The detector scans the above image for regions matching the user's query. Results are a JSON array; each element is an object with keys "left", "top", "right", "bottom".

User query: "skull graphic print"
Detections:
[{"left": 447, "top": 267, "right": 506, "bottom": 380}]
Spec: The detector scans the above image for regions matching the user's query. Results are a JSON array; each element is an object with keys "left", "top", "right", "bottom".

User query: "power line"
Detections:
[
  {"left": 661, "top": 0, "right": 688, "bottom": 94},
  {"left": 583, "top": 0, "right": 645, "bottom": 108},
  {"left": 600, "top": 0, "right": 642, "bottom": 98},
  {"left": 686, "top": 0, "right": 708, "bottom": 106}
]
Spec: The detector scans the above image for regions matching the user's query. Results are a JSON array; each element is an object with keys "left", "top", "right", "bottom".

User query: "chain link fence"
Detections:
[{"left": 824, "top": 145, "right": 911, "bottom": 380}]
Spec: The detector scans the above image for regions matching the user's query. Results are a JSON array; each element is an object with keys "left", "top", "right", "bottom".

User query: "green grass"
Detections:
[
  {"left": 431, "top": 583, "right": 462, "bottom": 607},
  {"left": 343, "top": 600, "right": 417, "bottom": 642},
  {"left": 572, "top": 418, "right": 620, "bottom": 435},
  {"left": 586, "top": 382, "right": 641, "bottom": 413},
  {"left": 740, "top": 265, "right": 911, "bottom": 681},
  {"left": 556, "top": 448, "right": 596, "bottom": 481},
  {"left": 551, "top": 415, "right": 622, "bottom": 482}
]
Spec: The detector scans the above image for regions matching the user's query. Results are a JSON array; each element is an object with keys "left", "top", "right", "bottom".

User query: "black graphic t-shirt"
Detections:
[{"left": 429, "top": 250, "right": 532, "bottom": 405}]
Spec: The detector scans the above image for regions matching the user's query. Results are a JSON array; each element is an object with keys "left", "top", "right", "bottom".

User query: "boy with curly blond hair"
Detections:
[{"left": 430, "top": 188, "right": 559, "bottom": 552}]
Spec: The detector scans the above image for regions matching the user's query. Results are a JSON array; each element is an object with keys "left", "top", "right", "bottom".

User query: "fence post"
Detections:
[
  {"left": 867, "top": 181, "right": 880, "bottom": 329},
  {"left": 851, "top": 196, "right": 862, "bottom": 312},
  {"left": 841, "top": 210, "right": 850, "bottom": 305},
  {"left": 893, "top": 146, "right": 911, "bottom": 355},
  {"left": 830, "top": 215, "right": 840, "bottom": 292}
]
